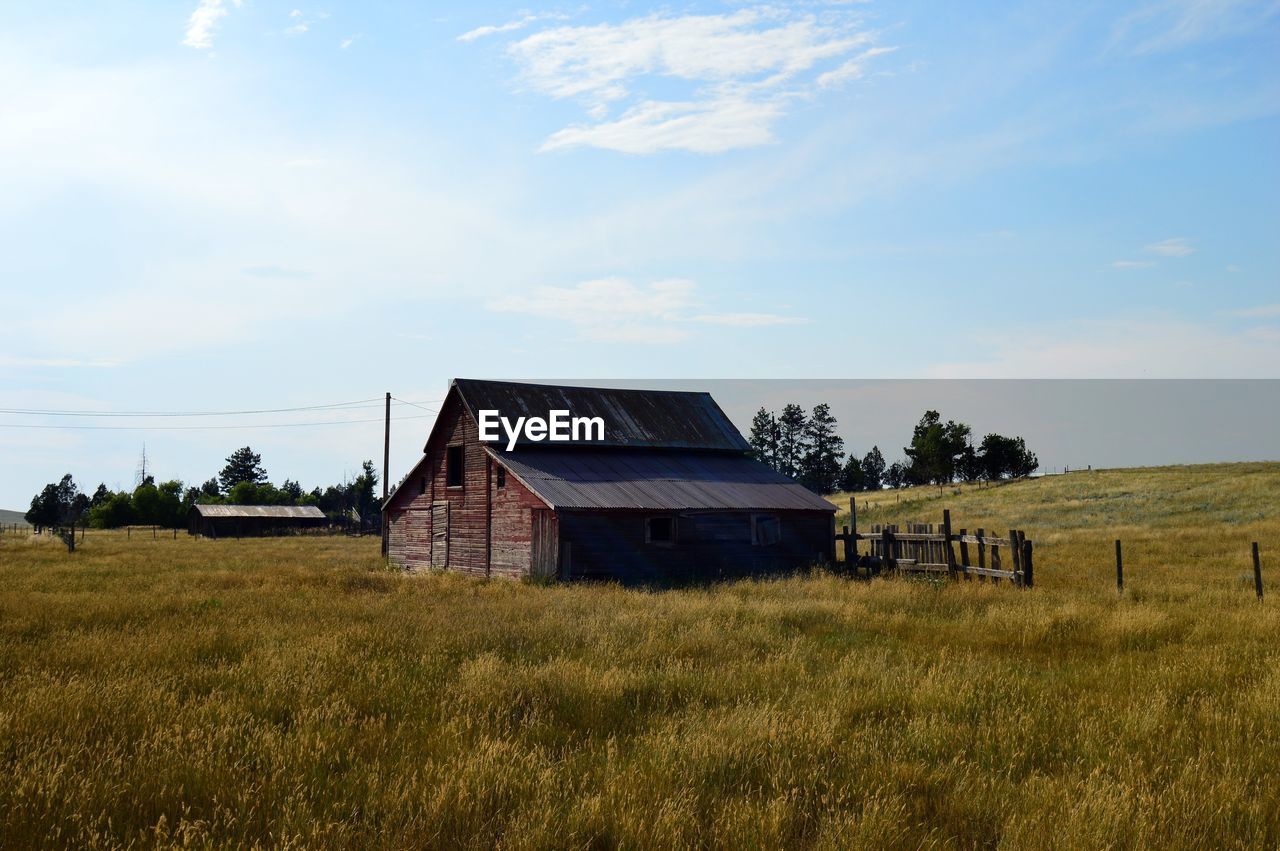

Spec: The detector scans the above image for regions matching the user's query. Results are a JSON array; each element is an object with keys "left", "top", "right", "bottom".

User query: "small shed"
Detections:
[
  {"left": 383, "top": 379, "right": 836, "bottom": 584},
  {"left": 188, "top": 504, "right": 327, "bottom": 538}
]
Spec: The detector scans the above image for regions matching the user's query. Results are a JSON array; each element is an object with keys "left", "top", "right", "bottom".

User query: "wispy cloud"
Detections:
[
  {"left": 182, "top": 0, "right": 242, "bottom": 51},
  {"left": 457, "top": 14, "right": 560, "bottom": 43},
  {"left": 1112, "top": 259, "right": 1155, "bottom": 269},
  {"left": 470, "top": 7, "right": 889, "bottom": 154},
  {"left": 487, "top": 278, "right": 805, "bottom": 342},
  {"left": 1111, "top": 0, "right": 1280, "bottom": 55},
  {"left": 1145, "top": 237, "right": 1194, "bottom": 256}
]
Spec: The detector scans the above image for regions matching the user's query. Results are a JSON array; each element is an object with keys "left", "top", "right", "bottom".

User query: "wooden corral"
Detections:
[{"left": 384, "top": 379, "right": 837, "bottom": 583}]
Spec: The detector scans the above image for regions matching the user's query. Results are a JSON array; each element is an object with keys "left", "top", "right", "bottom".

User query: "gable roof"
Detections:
[
  {"left": 440, "top": 379, "right": 751, "bottom": 453},
  {"left": 191, "top": 504, "right": 326, "bottom": 519},
  {"left": 490, "top": 447, "right": 835, "bottom": 512}
]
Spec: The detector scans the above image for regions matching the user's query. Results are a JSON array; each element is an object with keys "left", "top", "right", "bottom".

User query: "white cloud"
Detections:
[
  {"left": 472, "top": 7, "right": 888, "bottom": 153},
  {"left": 458, "top": 15, "right": 544, "bottom": 43},
  {"left": 183, "top": 0, "right": 242, "bottom": 51},
  {"left": 486, "top": 278, "right": 805, "bottom": 342},
  {"left": 340, "top": 35, "right": 359, "bottom": 49},
  {"left": 1111, "top": 259, "right": 1155, "bottom": 268},
  {"left": 1145, "top": 237, "right": 1194, "bottom": 256}
]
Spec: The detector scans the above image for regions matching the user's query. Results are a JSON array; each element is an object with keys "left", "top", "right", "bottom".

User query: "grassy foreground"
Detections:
[{"left": 2, "top": 464, "right": 1278, "bottom": 849}]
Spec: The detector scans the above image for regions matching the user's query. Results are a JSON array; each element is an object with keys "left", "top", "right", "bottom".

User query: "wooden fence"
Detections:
[{"left": 835, "top": 502, "right": 1033, "bottom": 587}]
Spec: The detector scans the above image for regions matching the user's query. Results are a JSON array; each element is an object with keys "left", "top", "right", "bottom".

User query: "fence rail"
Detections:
[{"left": 835, "top": 500, "right": 1033, "bottom": 587}]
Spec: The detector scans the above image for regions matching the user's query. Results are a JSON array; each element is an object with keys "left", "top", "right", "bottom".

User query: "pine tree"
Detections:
[
  {"left": 861, "top": 446, "right": 886, "bottom": 490},
  {"left": 799, "top": 403, "right": 844, "bottom": 494},
  {"left": 218, "top": 447, "right": 268, "bottom": 494},
  {"left": 776, "top": 404, "right": 808, "bottom": 479},
  {"left": 838, "top": 454, "right": 864, "bottom": 492},
  {"left": 747, "top": 408, "right": 780, "bottom": 470}
]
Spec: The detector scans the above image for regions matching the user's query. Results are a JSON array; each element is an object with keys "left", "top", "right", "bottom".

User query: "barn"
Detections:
[
  {"left": 188, "top": 504, "right": 328, "bottom": 537},
  {"left": 383, "top": 379, "right": 836, "bottom": 583}
]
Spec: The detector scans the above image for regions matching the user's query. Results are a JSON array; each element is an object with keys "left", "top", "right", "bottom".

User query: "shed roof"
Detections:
[
  {"left": 490, "top": 448, "right": 835, "bottom": 512},
  {"left": 191, "top": 504, "right": 326, "bottom": 519},
  {"left": 448, "top": 379, "right": 751, "bottom": 452}
]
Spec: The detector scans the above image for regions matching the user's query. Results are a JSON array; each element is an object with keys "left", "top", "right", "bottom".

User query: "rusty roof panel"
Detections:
[
  {"left": 453, "top": 379, "right": 750, "bottom": 452},
  {"left": 492, "top": 448, "right": 834, "bottom": 512},
  {"left": 192, "top": 504, "right": 326, "bottom": 519}
]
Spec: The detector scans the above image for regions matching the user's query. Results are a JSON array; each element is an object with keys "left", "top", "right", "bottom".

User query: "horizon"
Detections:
[{"left": 3, "top": 1, "right": 1278, "bottom": 507}]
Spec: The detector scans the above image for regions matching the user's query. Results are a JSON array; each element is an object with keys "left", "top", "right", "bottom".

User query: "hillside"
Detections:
[
  {"left": 1, "top": 463, "right": 1277, "bottom": 848},
  {"left": 0, "top": 508, "right": 29, "bottom": 527}
]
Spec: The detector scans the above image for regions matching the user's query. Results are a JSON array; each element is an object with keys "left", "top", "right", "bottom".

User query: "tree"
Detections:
[
  {"left": 861, "top": 446, "right": 886, "bottom": 491},
  {"left": 838, "top": 454, "right": 864, "bottom": 492},
  {"left": 90, "top": 483, "right": 111, "bottom": 508},
  {"left": 26, "top": 474, "right": 83, "bottom": 529},
  {"left": 89, "top": 491, "right": 134, "bottom": 528},
  {"left": 156, "top": 480, "right": 186, "bottom": 527},
  {"left": 280, "top": 479, "right": 304, "bottom": 503},
  {"left": 747, "top": 408, "right": 780, "bottom": 470},
  {"left": 799, "top": 403, "right": 844, "bottom": 494},
  {"left": 352, "top": 460, "right": 380, "bottom": 531},
  {"left": 776, "top": 404, "right": 808, "bottom": 479},
  {"left": 218, "top": 447, "right": 267, "bottom": 494},
  {"left": 131, "top": 482, "right": 162, "bottom": 525},
  {"left": 884, "top": 461, "right": 908, "bottom": 490},
  {"left": 903, "top": 411, "right": 972, "bottom": 485},
  {"left": 200, "top": 478, "right": 221, "bottom": 498},
  {"left": 978, "top": 434, "right": 1039, "bottom": 480}
]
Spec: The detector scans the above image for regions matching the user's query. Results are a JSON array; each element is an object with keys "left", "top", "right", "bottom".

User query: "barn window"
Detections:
[
  {"left": 446, "top": 445, "right": 464, "bottom": 488},
  {"left": 495, "top": 466, "right": 506, "bottom": 489},
  {"left": 419, "top": 476, "right": 427, "bottom": 496},
  {"left": 752, "top": 514, "right": 781, "bottom": 547},
  {"left": 645, "top": 515, "right": 675, "bottom": 546}
]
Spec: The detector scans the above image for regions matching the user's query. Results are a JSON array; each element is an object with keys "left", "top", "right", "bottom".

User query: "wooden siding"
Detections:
[
  {"left": 386, "top": 393, "right": 549, "bottom": 577},
  {"left": 557, "top": 509, "right": 834, "bottom": 585}
]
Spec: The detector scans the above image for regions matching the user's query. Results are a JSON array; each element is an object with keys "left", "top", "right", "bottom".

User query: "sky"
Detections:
[{"left": 1, "top": 1, "right": 1278, "bottom": 507}]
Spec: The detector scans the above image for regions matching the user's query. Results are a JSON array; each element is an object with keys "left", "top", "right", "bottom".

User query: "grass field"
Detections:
[{"left": 2, "top": 463, "right": 1278, "bottom": 849}]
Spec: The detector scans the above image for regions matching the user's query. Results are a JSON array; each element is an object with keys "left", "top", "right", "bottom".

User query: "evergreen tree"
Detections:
[
  {"left": 747, "top": 408, "right": 781, "bottom": 470},
  {"left": 903, "top": 411, "right": 972, "bottom": 485},
  {"left": 799, "top": 403, "right": 844, "bottom": 494},
  {"left": 776, "top": 404, "right": 808, "bottom": 479},
  {"left": 885, "top": 461, "right": 908, "bottom": 490},
  {"left": 26, "top": 474, "right": 84, "bottom": 529},
  {"left": 838, "top": 454, "right": 864, "bottom": 492},
  {"left": 218, "top": 446, "right": 268, "bottom": 494},
  {"left": 861, "top": 446, "right": 886, "bottom": 491}
]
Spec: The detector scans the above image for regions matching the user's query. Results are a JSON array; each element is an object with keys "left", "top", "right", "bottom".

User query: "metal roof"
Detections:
[
  {"left": 191, "top": 504, "right": 326, "bottom": 519},
  {"left": 451, "top": 379, "right": 751, "bottom": 452},
  {"left": 491, "top": 448, "right": 835, "bottom": 512}
]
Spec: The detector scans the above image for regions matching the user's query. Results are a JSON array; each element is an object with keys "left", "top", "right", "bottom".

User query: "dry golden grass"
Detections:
[{"left": 2, "top": 463, "right": 1278, "bottom": 849}]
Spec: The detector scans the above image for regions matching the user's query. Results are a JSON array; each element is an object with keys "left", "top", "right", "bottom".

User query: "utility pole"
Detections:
[{"left": 381, "top": 391, "right": 390, "bottom": 556}]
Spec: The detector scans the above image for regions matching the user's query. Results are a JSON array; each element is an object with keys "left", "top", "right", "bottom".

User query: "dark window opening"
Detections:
[
  {"left": 496, "top": 466, "right": 506, "bottom": 489},
  {"left": 446, "top": 445, "right": 464, "bottom": 488},
  {"left": 646, "top": 515, "right": 675, "bottom": 546},
  {"left": 419, "top": 476, "right": 427, "bottom": 496},
  {"left": 752, "top": 514, "right": 781, "bottom": 547}
]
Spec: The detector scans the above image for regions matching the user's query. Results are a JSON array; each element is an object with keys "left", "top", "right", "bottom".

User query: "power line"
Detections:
[
  {"left": 0, "top": 414, "right": 436, "bottom": 431},
  {"left": 0, "top": 396, "right": 440, "bottom": 418}
]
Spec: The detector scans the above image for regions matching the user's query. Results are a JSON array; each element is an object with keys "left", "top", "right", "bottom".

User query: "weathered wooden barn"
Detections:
[
  {"left": 384, "top": 379, "right": 836, "bottom": 583},
  {"left": 188, "top": 504, "right": 328, "bottom": 537}
]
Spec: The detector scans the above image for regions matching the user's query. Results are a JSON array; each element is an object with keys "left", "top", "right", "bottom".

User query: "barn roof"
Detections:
[
  {"left": 490, "top": 448, "right": 835, "bottom": 512},
  {"left": 448, "top": 379, "right": 751, "bottom": 453},
  {"left": 191, "top": 504, "right": 326, "bottom": 519}
]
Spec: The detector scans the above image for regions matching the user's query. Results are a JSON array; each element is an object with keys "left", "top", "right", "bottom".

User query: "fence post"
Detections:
[
  {"left": 1115, "top": 539, "right": 1124, "bottom": 593},
  {"left": 881, "top": 526, "right": 894, "bottom": 573},
  {"left": 1253, "top": 542, "right": 1263, "bottom": 600},
  {"left": 942, "top": 509, "right": 957, "bottom": 580},
  {"left": 976, "top": 528, "right": 987, "bottom": 583},
  {"left": 1022, "top": 536, "right": 1033, "bottom": 589},
  {"left": 958, "top": 528, "right": 971, "bottom": 581},
  {"left": 1009, "top": 528, "right": 1022, "bottom": 587}
]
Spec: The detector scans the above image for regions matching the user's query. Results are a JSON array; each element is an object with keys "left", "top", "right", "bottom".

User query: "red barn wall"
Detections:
[{"left": 386, "top": 392, "right": 547, "bottom": 578}]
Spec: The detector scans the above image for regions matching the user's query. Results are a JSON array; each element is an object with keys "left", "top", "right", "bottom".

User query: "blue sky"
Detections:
[{"left": 1, "top": 1, "right": 1278, "bottom": 506}]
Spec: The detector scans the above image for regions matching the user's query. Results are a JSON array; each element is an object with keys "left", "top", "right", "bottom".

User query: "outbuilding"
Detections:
[
  {"left": 383, "top": 379, "right": 836, "bottom": 583},
  {"left": 188, "top": 504, "right": 328, "bottom": 537}
]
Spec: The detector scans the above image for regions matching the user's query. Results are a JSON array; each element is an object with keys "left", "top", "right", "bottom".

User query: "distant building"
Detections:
[
  {"left": 188, "top": 504, "right": 327, "bottom": 537},
  {"left": 383, "top": 379, "right": 835, "bottom": 583}
]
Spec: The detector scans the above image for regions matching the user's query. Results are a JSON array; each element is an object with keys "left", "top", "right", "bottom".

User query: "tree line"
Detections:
[
  {"left": 748, "top": 405, "right": 1038, "bottom": 494},
  {"left": 24, "top": 447, "right": 382, "bottom": 531}
]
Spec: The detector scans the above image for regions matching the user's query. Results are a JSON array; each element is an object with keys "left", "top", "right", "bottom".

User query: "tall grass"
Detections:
[{"left": 2, "top": 463, "right": 1278, "bottom": 849}]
